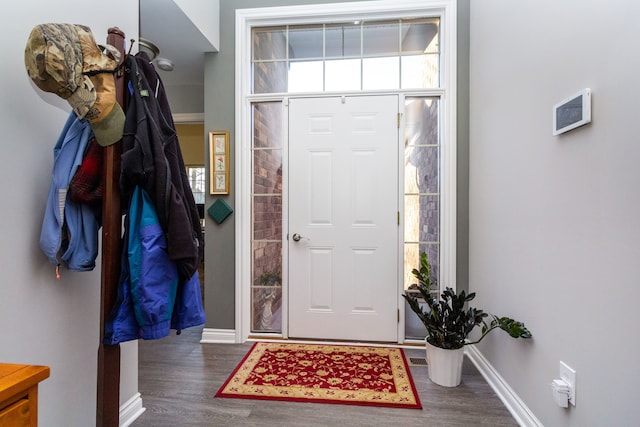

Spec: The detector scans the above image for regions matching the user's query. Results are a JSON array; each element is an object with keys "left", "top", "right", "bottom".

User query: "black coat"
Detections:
[{"left": 121, "top": 52, "right": 203, "bottom": 280}]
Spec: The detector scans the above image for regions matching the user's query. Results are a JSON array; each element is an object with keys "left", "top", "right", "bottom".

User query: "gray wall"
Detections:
[
  {"left": 0, "top": 2, "right": 139, "bottom": 425},
  {"left": 165, "top": 84, "right": 205, "bottom": 115},
  {"left": 469, "top": 0, "right": 640, "bottom": 425},
  {"left": 457, "top": 0, "right": 470, "bottom": 294}
]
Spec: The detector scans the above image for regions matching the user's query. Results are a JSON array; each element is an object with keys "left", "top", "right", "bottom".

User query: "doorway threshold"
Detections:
[{"left": 247, "top": 336, "right": 424, "bottom": 350}]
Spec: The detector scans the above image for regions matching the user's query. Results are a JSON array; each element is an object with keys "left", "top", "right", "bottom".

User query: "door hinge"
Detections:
[
  {"left": 397, "top": 113, "right": 401, "bottom": 128},
  {"left": 398, "top": 211, "right": 400, "bottom": 225},
  {"left": 397, "top": 308, "right": 400, "bottom": 323}
]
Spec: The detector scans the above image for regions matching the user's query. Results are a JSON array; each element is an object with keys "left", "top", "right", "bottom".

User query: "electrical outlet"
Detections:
[{"left": 559, "top": 361, "right": 576, "bottom": 406}]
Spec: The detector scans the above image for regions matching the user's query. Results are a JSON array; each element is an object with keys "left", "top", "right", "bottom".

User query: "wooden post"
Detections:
[{"left": 97, "top": 27, "right": 125, "bottom": 427}]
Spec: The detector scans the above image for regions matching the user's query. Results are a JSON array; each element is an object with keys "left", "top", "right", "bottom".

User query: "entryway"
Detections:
[
  {"left": 239, "top": 2, "right": 455, "bottom": 345},
  {"left": 288, "top": 95, "right": 399, "bottom": 342}
]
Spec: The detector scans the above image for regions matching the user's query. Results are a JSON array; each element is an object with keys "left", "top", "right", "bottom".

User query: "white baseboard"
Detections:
[
  {"left": 200, "top": 328, "right": 237, "bottom": 344},
  {"left": 465, "top": 345, "right": 543, "bottom": 427},
  {"left": 119, "top": 392, "right": 146, "bottom": 427}
]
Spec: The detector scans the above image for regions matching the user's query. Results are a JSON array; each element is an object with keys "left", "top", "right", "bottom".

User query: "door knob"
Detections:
[{"left": 292, "top": 233, "right": 302, "bottom": 242}]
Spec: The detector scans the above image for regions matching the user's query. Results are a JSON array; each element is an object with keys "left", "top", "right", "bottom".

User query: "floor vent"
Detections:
[{"left": 409, "top": 357, "right": 427, "bottom": 366}]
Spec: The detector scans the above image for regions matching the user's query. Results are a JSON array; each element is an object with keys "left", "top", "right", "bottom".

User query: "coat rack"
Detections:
[{"left": 97, "top": 26, "right": 126, "bottom": 427}]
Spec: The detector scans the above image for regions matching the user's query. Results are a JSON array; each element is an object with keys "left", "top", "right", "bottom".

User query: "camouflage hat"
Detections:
[{"left": 25, "top": 23, "right": 125, "bottom": 146}]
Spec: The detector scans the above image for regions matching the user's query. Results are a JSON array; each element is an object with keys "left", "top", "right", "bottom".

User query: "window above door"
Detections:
[{"left": 251, "top": 18, "right": 440, "bottom": 94}]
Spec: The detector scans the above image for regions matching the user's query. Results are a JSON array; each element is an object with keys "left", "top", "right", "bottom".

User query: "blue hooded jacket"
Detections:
[
  {"left": 103, "top": 186, "right": 205, "bottom": 344},
  {"left": 40, "top": 112, "right": 99, "bottom": 271}
]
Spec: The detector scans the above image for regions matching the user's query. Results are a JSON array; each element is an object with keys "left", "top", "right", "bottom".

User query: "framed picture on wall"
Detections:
[{"left": 209, "top": 131, "right": 230, "bottom": 194}]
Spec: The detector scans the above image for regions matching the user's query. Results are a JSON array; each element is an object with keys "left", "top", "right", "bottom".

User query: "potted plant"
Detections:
[{"left": 403, "top": 252, "right": 532, "bottom": 387}]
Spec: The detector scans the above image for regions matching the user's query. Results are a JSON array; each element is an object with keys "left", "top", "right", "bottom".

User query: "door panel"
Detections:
[{"left": 288, "top": 95, "right": 399, "bottom": 342}]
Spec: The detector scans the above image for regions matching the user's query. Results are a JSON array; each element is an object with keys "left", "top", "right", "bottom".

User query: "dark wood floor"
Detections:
[{"left": 133, "top": 327, "right": 518, "bottom": 426}]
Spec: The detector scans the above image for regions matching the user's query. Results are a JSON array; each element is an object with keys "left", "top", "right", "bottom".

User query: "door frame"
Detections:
[{"left": 234, "top": 0, "right": 458, "bottom": 343}]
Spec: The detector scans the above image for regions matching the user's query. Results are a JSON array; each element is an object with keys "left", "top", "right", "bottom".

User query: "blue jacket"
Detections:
[
  {"left": 40, "top": 112, "right": 99, "bottom": 272},
  {"left": 103, "top": 186, "right": 205, "bottom": 344}
]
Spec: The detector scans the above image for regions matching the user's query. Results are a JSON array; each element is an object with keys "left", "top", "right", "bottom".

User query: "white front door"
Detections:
[{"left": 288, "top": 95, "right": 399, "bottom": 342}]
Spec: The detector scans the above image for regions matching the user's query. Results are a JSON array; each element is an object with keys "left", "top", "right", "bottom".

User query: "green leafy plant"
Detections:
[
  {"left": 259, "top": 270, "right": 281, "bottom": 287},
  {"left": 403, "top": 252, "right": 532, "bottom": 350}
]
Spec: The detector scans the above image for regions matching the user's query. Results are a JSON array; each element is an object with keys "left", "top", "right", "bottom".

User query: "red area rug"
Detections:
[{"left": 215, "top": 342, "right": 422, "bottom": 409}]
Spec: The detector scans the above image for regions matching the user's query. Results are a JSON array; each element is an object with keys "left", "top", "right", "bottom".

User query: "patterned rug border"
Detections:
[{"left": 215, "top": 342, "right": 422, "bottom": 410}]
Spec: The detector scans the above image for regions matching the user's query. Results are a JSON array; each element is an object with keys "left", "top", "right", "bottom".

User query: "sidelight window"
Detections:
[
  {"left": 251, "top": 101, "right": 283, "bottom": 333},
  {"left": 403, "top": 96, "right": 440, "bottom": 340}
]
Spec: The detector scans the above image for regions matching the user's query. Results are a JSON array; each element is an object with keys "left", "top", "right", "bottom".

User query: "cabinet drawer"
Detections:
[{"left": 0, "top": 398, "right": 30, "bottom": 427}]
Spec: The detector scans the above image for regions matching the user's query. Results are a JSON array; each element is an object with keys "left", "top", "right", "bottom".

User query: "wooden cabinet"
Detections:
[{"left": 0, "top": 364, "right": 50, "bottom": 427}]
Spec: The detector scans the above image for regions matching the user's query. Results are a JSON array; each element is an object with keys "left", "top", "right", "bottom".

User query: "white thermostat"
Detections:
[{"left": 552, "top": 88, "right": 591, "bottom": 136}]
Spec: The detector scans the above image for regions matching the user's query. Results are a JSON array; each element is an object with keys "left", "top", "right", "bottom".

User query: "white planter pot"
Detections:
[{"left": 425, "top": 341, "right": 464, "bottom": 387}]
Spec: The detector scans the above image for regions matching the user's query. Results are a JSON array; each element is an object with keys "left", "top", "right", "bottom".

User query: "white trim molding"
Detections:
[
  {"left": 465, "top": 345, "right": 543, "bottom": 427},
  {"left": 119, "top": 392, "right": 146, "bottom": 427},
  {"left": 173, "top": 112, "right": 205, "bottom": 123},
  {"left": 200, "top": 328, "right": 237, "bottom": 344}
]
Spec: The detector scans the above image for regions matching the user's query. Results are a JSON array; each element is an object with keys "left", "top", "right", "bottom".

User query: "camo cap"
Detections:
[{"left": 25, "top": 23, "right": 125, "bottom": 146}]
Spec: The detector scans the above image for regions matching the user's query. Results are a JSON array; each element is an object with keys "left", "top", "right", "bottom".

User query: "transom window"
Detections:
[{"left": 251, "top": 18, "right": 440, "bottom": 94}]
